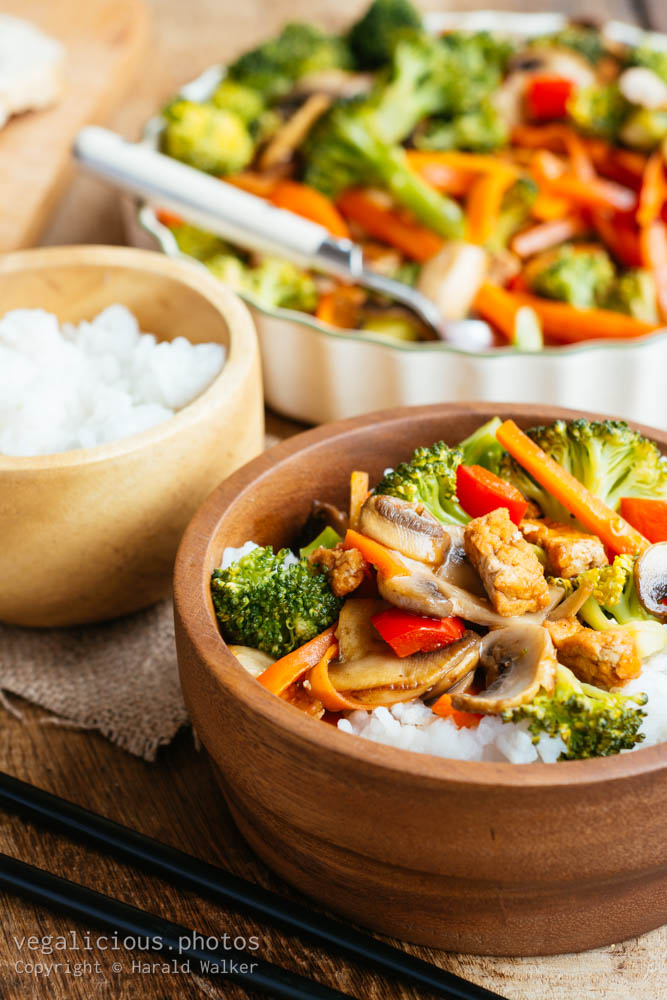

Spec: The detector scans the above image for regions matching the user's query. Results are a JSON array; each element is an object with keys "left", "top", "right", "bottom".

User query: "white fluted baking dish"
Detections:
[{"left": 125, "top": 11, "right": 667, "bottom": 429}]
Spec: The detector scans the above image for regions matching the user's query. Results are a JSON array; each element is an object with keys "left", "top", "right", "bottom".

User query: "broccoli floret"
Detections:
[
  {"left": 162, "top": 100, "right": 254, "bottom": 174},
  {"left": 548, "top": 554, "right": 646, "bottom": 617},
  {"left": 374, "top": 419, "right": 506, "bottom": 523},
  {"left": 459, "top": 416, "right": 505, "bottom": 472},
  {"left": 500, "top": 418, "right": 667, "bottom": 523},
  {"left": 628, "top": 38, "right": 667, "bottom": 84},
  {"left": 437, "top": 31, "right": 513, "bottom": 113},
  {"left": 228, "top": 22, "right": 352, "bottom": 100},
  {"left": 620, "top": 108, "right": 667, "bottom": 151},
  {"left": 568, "top": 83, "right": 630, "bottom": 140},
  {"left": 211, "top": 79, "right": 265, "bottom": 124},
  {"left": 530, "top": 26, "right": 606, "bottom": 65},
  {"left": 211, "top": 546, "right": 343, "bottom": 659},
  {"left": 375, "top": 441, "right": 470, "bottom": 525},
  {"left": 246, "top": 258, "right": 318, "bottom": 312},
  {"left": 304, "top": 107, "right": 463, "bottom": 237},
  {"left": 205, "top": 253, "right": 248, "bottom": 292},
  {"left": 502, "top": 664, "right": 647, "bottom": 760},
  {"left": 169, "top": 223, "right": 231, "bottom": 261},
  {"left": 527, "top": 245, "right": 615, "bottom": 309},
  {"left": 567, "top": 554, "right": 660, "bottom": 631},
  {"left": 603, "top": 269, "right": 658, "bottom": 323},
  {"left": 414, "top": 100, "right": 508, "bottom": 153},
  {"left": 205, "top": 254, "right": 317, "bottom": 311},
  {"left": 348, "top": 0, "right": 423, "bottom": 69},
  {"left": 486, "top": 177, "right": 538, "bottom": 253},
  {"left": 304, "top": 38, "right": 465, "bottom": 237}
]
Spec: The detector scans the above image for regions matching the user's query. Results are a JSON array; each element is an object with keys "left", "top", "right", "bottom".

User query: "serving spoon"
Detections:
[{"left": 74, "top": 126, "right": 491, "bottom": 348}]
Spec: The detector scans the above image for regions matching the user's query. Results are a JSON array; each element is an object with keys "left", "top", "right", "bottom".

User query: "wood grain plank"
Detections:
[
  {"left": 642, "top": 0, "right": 667, "bottom": 33},
  {"left": 0, "top": 0, "right": 149, "bottom": 253},
  {"left": 0, "top": 705, "right": 665, "bottom": 1000}
]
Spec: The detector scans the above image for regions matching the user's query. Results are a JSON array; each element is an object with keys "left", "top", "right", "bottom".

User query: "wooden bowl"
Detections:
[
  {"left": 174, "top": 403, "right": 667, "bottom": 957},
  {"left": 0, "top": 245, "right": 263, "bottom": 626}
]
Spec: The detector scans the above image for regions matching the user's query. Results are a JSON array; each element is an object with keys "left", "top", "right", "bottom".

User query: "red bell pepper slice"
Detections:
[
  {"left": 371, "top": 609, "right": 465, "bottom": 659},
  {"left": 619, "top": 498, "right": 667, "bottom": 544},
  {"left": 456, "top": 464, "right": 529, "bottom": 525},
  {"left": 527, "top": 76, "right": 574, "bottom": 120}
]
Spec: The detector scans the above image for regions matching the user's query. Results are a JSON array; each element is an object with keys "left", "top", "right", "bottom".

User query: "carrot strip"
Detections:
[
  {"left": 512, "top": 127, "right": 646, "bottom": 186},
  {"left": 530, "top": 192, "right": 572, "bottom": 221},
  {"left": 466, "top": 168, "right": 518, "bottom": 245},
  {"left": 532, "top": 151, "right": 636, "bottom": 212},
  {"left": 640, "top": 220, "right": 667, "bottom": 322},
  {"left": 349, "top": 471, "right": 370, "bottom": 531},
  {"left": 409, "top": 151, "right": 518, "bottom": 174},
  {"left": 405, "top": 151, "right": 474, "bottom": 195},
  {"left": 315, "top": 285, "right": 365, "bottom": 329},
  {"left": 343, "top": 529, "right": 409, "bottom": 578},
  {"left": 270, "top": 180, "right": 350, "bottom": 238},
  {"left": 510, "top": 291, "right": 658, "bottom": 343},
  {"left": 474, "top": 283, "right": 525, "bottom": 342},
  {"left": 307, "top": 644, "right": 369, "bottom": 711},
  {"left": 546, "top": 174, "right": 636, "bottom": 212},
  {"left": 258, "top": 625, "right": 338, "bottom": 696},
  {"left": 156, "top": 209, "right": 184, "bottom": 228},
  {"left": 431, "top": 693, "right": 483, "bottom": 728},
  {"left": 495, "top": 420, "right": 650, "bottom": 556},
  {"left": 225, "top": 172, "right": 280, "bottom": 198},
  {"left": 510, "top": 215, "right": 588, "bottom": 257},
  {"left": 336, "top": 188, "right": 443, "bottom": 261},
  {"left": 637, "top": 151, "right": 666, "bottom": 229}
]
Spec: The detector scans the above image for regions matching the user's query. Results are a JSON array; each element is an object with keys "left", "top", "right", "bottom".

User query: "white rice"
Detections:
[
  {"left": 0, "top": 304, "right": 225, "bottom": 456},
  {"left": 219, "top": 541, "right": 299, "bottom": 570},
  {"left": 340, "top": 644, "right": 667, "bottom": 764}
]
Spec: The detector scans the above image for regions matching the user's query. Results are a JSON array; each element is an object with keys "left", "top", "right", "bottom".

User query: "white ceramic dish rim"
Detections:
[
  {"left": 137, "top": 10, "right": 667, "bottom": 361},
  {"left": 0, "top": 245, "right": 256, "bottom": 471}
]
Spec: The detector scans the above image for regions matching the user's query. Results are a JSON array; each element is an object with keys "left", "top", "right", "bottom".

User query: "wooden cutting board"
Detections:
[{"left": 0, "top": 0, "right": 149, "bottom": 253}]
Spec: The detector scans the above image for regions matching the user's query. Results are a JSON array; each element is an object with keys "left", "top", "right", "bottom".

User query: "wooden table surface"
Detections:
[{"left": 3, "top": 1, "right": 666, "bottom": 998}]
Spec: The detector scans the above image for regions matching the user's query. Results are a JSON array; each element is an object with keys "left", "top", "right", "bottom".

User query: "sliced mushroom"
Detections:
[
  {"left": 417, "top": 242, "right": 488, "bottom": 321},
  {"left": 635, "top": 543, "right": 667, "bottom": 623},
  {"left": 331, "top": 597, "right": 481, "bottom": 703},
  {"left": 359, "top": 494, "right": 449, "bottom": 565},
  {"left": 230, "top": 645, "right": 274, "bottom": 678},
  {"left": 259, "top": 93, "right": 331, "bottom": 170},
  {"left": 451, "top": 625, "right": 557, "bottom": 714},
  {"left": 508, "top": 46, "right": 596, "bottom": 89},
  {"left": 546, "top": 579, "right": 594, "bottom": 621},
  {"left": 378, "top": 555, "right": 562, "bottom": 628},
  {"left": 311, "top": 500, "right": 349, "bottom": 536},
  {"left": 436, "top": 668, "right": 476, "bottom": 698},
  {"left": 436, "top": 526, "right": 487, "bottom": 597},
  {"left": 618, "top": 67, "right": 667, "bottom": 111},
  {"left": 337, "top": 597, "right": 389, "bottom": 663},
  {"left": 290, "top": 69, "right": 375, "bottom": 100}
]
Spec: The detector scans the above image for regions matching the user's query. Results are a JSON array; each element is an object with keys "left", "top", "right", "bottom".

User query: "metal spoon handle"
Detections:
[{"left": 74, "top": 126, "right": 363, "bottom": 277}]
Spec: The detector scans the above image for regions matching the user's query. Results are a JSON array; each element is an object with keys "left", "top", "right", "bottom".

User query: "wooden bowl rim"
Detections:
[
  {"left": 0, "top": 245, "right": 257, "bottom": 471},
  {"left": 175, "top": 402, "right": 667, "bottom": 789}
]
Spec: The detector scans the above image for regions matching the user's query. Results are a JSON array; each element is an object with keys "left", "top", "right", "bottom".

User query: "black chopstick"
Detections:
[
  {"left": 0, "top": 771, "right": 505, "bottom": 1000},
  {"left": 0, "top": 851, "right": 353, "bottom": 1000}
]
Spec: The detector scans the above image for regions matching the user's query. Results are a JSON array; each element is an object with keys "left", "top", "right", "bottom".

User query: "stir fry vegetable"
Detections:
[
  {"left": 212, "top": 416, "right": 667, "bottom": 761},
  {"left": 158, "top": 1, "right": 667, "bottom": 348}
]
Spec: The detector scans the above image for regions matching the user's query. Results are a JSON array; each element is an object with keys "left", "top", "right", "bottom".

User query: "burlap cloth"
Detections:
[{"left": 0, "top": 598, "right": 188, "bottom": 761}]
